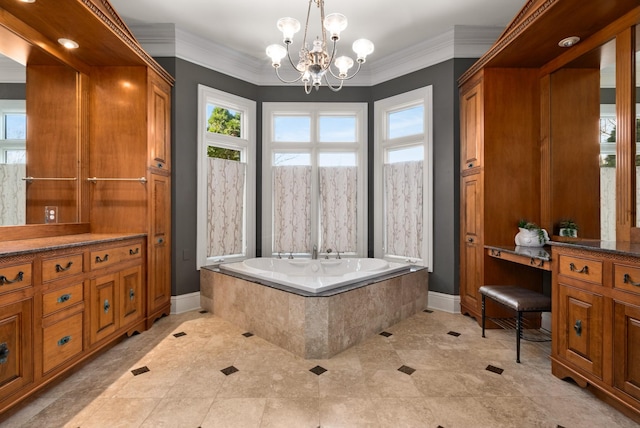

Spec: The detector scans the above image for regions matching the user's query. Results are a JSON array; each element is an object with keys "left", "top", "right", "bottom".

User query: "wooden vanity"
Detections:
[
  {"left": 0, "top": 0, "right": 172, "bottom": 415},
  {"left": 459, "top": 0, "right": 640, "bottom": 421}
]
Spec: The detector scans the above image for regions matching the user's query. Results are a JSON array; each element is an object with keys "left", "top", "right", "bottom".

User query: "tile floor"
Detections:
[{"left": 1, "top": 309, "right": 638, "bottom": 427}]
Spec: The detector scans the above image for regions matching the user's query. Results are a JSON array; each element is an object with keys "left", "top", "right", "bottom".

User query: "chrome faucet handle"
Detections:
[
  {"left": 325, "top": 248, "right": 332, "bottom": 259},
  {"left": 336, "top": 250, "right": 341, "bottom": 259},
  {"left": 277, "top": 251, "right": 281, "bottom": 259},
  {"left": 288, "top": 252, "right": 294, "bottom": 259}
]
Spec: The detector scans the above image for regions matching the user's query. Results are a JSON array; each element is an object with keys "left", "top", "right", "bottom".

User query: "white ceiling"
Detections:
[{"left": 108, "top": 0, "right": 524, "bottom": 66}]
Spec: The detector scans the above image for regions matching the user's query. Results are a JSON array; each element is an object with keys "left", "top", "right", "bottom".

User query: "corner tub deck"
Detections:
[{"left": 200, "top": 262, "right": 428, "bottom": 359}]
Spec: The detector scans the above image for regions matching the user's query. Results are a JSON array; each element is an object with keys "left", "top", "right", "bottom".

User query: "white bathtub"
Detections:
[{"left": 219, "top": 257, "right": 411, "bottom": 294}]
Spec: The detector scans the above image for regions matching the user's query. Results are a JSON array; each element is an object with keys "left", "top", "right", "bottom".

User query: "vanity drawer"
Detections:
[
  {"left": 90, "top": 242, "right": 142, "bottom": 271},
  {"left": 558, "top": 254, "right": 603, "bottom": 285},
  {"left": 41, "top": 254, "right": 84, "bottom": 282},
  {"left": 42, "top": 282, "right": 84, "bottom": 316},
  {"left": 613, "top": 263, "right": 640, "bottom": 295},
  {"left": 42, "top": 311, "right": 83, "bottom": 373},
  {"left": 0, "top": 262, "right": 32, "bottom": 293}
]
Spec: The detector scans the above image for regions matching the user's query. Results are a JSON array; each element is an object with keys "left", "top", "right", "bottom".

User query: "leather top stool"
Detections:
[{"left": 479, "top": 285, "right": 551, "bottom": 363}]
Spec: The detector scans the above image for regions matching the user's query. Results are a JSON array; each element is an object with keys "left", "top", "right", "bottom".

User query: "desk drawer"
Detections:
[
  {"left": 558, "top": 254, "right": 603, "bottom": 285},
  {"left": 42, "top": 282, "right": 84, "bottom": 316},
  {"left": 42, "top": 254, "right": 83, "bottom": 282},
  {"left": 42, "top": 311, "right": 83, "bottom": 373},
  {"left": 614, "top": 263, "right": 640, "bottom": 296},
  {"left": 0, "top": 262, "right": 32, "bottom": 293}
]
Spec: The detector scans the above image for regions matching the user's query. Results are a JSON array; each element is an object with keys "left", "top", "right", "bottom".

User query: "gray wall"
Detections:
[{"left": 155, "top": 56, "right": 478, "bottom": 297}]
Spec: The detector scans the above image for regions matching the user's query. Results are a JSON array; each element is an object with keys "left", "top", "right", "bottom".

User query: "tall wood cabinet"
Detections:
[
  {"left": 459, "top": 0, "right": 640, "bottom": 421},
  {"left": 0, "top": 0, "right": 173, "bottom": 415}
]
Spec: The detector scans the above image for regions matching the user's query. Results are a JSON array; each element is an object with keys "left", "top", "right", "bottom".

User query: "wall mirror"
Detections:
[
  {"left": 550, "top": 38, "right": 616, "bottom": 240},
  {"left": 0, "top": 37, "right": 80, "bottom": 226}
]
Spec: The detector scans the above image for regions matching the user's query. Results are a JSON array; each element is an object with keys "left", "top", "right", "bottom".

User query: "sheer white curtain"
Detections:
[
  {"left": 384, "top": 160, "right": 423, "bottom": 259},
  {"left": 207, "top": 158, "right": 246, "bottom": 257},
  {"left": 273, "top": 165, "right": 312, "bottom": 253},
  {"left": 0, "top": 164, "right": 26, "bottom": 225},
  {"left": 320, "top": 166, "right": 357, "bottom": 252}
]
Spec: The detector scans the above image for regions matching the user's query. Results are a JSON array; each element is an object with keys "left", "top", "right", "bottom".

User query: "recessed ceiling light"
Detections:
[
  {"left": 58, "top": 38, "right": 79, "bottom": 49},
  {"left": 19, "top": 0, "right": 36, "bottom": 3},
  {"left": 558, "top": 36, "right": 580, "bottom": 48}
]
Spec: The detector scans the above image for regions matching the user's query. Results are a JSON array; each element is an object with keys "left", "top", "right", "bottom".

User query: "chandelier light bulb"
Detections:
[
  {"left": 266, "top": 44, "right": 287, "bottom": 66},
  {"left": 277, "top": 17, "right": 301, "bottom": 44},
  {"left": 334, "top": 56, "right": 354, "bottom": 76},
  {"left": 352, "top": 38, "right": 374, "bottom": 62},
  {"left": 323, "top": 13, "right": 347, "bottom": 40}
]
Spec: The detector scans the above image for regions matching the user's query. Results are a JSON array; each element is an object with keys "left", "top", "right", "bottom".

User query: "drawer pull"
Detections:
[
  {"left": 57, "top": 336, "right": 72, "bottom": 346},
  {"left": 623, "top": 274, "right": 640, "bottom": 287},
  {"left": 569, "top": 263, "right": 588, "bottom": 274},
  {"left": 95, "top": 254, "right": 109, "bottom": 263},
  {"left": 0, "top": 342, "right": 8, "bottom": 364},
  {"left": 104, "top": 299, "right": 111, "bottom": 313},
  {"left": 0, "top": 271, "right": 24, "bottom": 285},
  {"left": 129, "top": 288, "right": 135, "bottom": 301},
  {"left": 129, "top": 247, "right": 140, "bottom": 256},
  {"left": 490, "top": 249, "right": 501, "bottom": 257},
  {"left": 574, "top": 319, "right": 582, "bottom": 336},
  {"left": 57, "top": 293, "right": 72, "bottom": 303},
  {"left": 55, "top": 261, "right": 73, "bottom": 272}
]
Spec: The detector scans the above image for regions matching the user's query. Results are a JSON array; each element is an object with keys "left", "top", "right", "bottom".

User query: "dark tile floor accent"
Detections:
[
  {"left": 379, "top": 331, "right": 393, "bottom": 337},
  {"left": 486, "top": 364, "right": 504, "bottom": 375},
  {"left": 309, "top": 365, "right": 328, "bottom": 376},
  {"left": 173, "top": 331, "right": 187, "bottom": 337},
  {"left": 221, "top": 366, "right": 239, "bottom": 376},
  {"left": 397, "top": 365, "right": 416, "bottom": 375},
  {"left": 131, "top": 366, "right": 150, "bottom": 376},
  {"left": 199, "top": 310, "right": 208, "bottom": 314},
  {"left": 423, "top": 309, "right": 434, "bottom": 313},
  {"left": 242, "top": 332, "right": 254, "bottom": 337},
  {"left": 447, "top": 331, "right": 461, "bottom": 337}
]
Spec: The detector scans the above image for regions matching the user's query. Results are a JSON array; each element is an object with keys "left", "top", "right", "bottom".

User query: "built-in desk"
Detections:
[{"left": 485, "top": 244, "right": 552, "bottom": 271}]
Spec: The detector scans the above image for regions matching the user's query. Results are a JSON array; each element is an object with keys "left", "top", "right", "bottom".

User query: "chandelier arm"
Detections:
[
  {"left": 304, "top": 80, "right": 313, "bottom": 94},
  {"left": 327, "top": 61, "right": 363, "bottom": 81},
  {"left": 302, "top": 0, "right": 314, "bottom": 48},
  {"left": 323, "top": 73, "right": 345, "bottom": 92},
  {"left": 274, "top": 66, "right": 304, "bottom": 84},
  {"left": 284, "top": 43, "right": 301, "bottom": 71}
]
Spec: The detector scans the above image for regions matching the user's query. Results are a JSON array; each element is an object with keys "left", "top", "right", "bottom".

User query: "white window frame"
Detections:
[
  {"left": 262, "top": 102, "right": 367, "bottom": 258},
  {"left": 196, "top": 85, "right": 256, "bottom": 268},
  {"left": 0, "top": 100, "right": 26, "bottom": 163},
  {"left": 374, "top": 86, "right": 433, "bottom": 270}
]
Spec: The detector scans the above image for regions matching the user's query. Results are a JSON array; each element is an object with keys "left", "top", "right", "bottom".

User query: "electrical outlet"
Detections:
[{"left": 45, "top": 206, "right": 58, "bottom": 223}]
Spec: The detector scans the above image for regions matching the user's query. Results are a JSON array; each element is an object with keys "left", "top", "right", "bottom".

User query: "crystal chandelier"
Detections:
[{"left": 266, "top": 0, "right": 374, "bottom": 94}]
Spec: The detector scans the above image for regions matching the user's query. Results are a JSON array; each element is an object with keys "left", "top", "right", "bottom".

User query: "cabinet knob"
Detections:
[
  {"left": 129, "top": 288, "right": 135, "bottom": 301},
  {"left": 467, "top": 237, "right": 474, "bottom": 243},
  {"left": 104, "top": 299, "right": 111, "bottom": 314},
  {"left": 57, "top": 293, "right": 72, "bottom": 303},
  {"left": 0, "top": 342, "right": 8, "bottom": 364},
  {"left": 0, "top": 271, "right": 24, "bottom": 285},
  {"left": 57, "top": 336, "right": 72, "bottom": 346},
  {"left": 55, "top": 261, "right": 73, "bottom": 272},
  {"left": 468, "top": 162, "right": 474, "bottom": 168},
  {"left": 573, "top": 319, "right": 582, "bottom": 337}
]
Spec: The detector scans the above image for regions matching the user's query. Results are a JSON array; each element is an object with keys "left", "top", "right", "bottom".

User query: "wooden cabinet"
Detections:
[
  {"left": 0, "top": 298, "right": 33, "bottom": 406},
  {"left": 551, "top": 245, "right": 640, "bottom": 420},
  {"left": 149, "top": 73, "right": 172, "bottom": 172}
]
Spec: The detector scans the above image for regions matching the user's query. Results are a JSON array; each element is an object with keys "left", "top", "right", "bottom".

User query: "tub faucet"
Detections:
[{"left": 312, "top": 245, "right": 318, "bottom": 259}]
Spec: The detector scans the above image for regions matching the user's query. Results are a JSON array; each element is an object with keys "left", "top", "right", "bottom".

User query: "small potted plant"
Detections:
[
  {"left": 559, "top": 219, "right": 578, "bottom": 238},
  {"left": 515, "top": 219, "right": 550, "bottom": 247}
]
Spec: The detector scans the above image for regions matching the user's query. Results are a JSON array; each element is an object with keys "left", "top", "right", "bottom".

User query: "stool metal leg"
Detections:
[
  {"left": 481, "top": 294, "right": 486, "bottom": 338},
  {"left": 516, "top": 310, "right": 522, "bottom": 363}
]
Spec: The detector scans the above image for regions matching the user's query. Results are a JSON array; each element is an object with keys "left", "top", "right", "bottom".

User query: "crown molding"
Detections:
[{"left": 127, "top": 24, "right": 503, "bottom": 87}]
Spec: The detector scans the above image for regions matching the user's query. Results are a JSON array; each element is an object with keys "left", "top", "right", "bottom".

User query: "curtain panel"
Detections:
[
  {"left": 207, "top": 157, "right": 246, "bottom": 257},
  {"left": 384, "top": 160, "right": 423, "bottom": 259},
  {"left": 319, "top": 166, "right": 357, "bottom": 252},
  {"left": 273, "top": 165, "right": 312, "bottom": 253}
]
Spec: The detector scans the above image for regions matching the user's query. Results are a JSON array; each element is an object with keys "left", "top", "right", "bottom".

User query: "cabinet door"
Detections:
[
  {"left": 557, "top": 284, "right": 604, "bottom": 378},
  {"left": 460, "top": 174, "right": 482, "bottom": 313},
  {"left": 119, "top": 265, "right": 143, "bottom": 327},
  {"left": 149, "top": 76, "right": 171, "bottom": 172},
  {"left": 90, "top": 275, "right": 117, "bottom": 343},
  {"left": 460, "top": 79, "right": 483, "bottom": 171},
  {"left": 0, "top": 298, "right": 33, "bottom": 402},
  {"left": 148, "top": 173, "right": 171, "bottom": 318},
  {"left": 614, "top": 301, "right": 640, "bottom": 400}
]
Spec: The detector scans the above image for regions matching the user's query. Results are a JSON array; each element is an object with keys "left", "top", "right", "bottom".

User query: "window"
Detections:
[
  {"left": 263, "top": 103, "right": 367, "bottom": 258},
  {"left": 197, "top": 85, "right": 255, "bottom": 267},
  {"left": 374, "top": 87, "right": 433, "bottom": 269},
  {"left": 0, "top": 100, "right": 26, "bottom": 164}
]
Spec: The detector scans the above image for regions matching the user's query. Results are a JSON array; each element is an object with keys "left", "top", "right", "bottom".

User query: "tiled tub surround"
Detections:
[{"left": 200, "top": 266, "right": 428, "bottom": 359}]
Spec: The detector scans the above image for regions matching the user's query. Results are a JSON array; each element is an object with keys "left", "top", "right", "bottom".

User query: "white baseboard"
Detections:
[
  {"left": 427, "top": 291, "right": 460, "bottom": 314},
  {"left": 171, "top": 292, "right": 202, "bottom": 314}
]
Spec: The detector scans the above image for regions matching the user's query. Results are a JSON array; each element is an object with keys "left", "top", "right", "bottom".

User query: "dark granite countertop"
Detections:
[
  {"left": 0, "top": 233, "right": 147, "bottom": 258},
  {"left": 549, "top": 240, "right": 640, "bottom": 258}
]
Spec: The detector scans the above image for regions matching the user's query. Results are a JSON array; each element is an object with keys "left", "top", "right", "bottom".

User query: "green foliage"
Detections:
[
  {"left": 207, "top": 107, "right": 241, "bottom": 137},
  {"left": 518, "top": 219, "right": 546, "bottom": 244},
  {"left": 559, "top": 219, "right": 578, "bottom": 230},
  {"left": 207, "top": 146, "right": 240, "bottom": 161}
]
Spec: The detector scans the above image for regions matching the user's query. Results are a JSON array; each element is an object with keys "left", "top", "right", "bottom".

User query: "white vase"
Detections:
[{"left": 515, "top": 227, "right": 549, "bottom": 247}]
